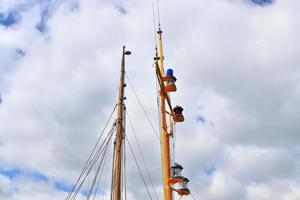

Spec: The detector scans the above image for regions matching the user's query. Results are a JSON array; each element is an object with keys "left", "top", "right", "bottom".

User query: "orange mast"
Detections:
[{"left": 155, "top": 25, "right": 190, "bottom": 200}]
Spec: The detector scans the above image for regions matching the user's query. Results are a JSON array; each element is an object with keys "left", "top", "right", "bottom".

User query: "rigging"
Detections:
[{"left": 126, "top": 110, "right": 160, "bottom": 200}]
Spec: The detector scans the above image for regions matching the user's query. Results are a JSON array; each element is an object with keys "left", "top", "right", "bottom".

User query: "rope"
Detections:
[
  {"left": 125, "top": 135, "right": 153, "bottom": 200},
  {"left": 171, "top": 122, "right": 176, "bottom": 164},
  {"left": 125, "top": 72, "right": 161, "bottom": 142},
  {"left": 123, "top": 111, "right": 127, "bottom": 200},
  {"left": 110, "top": 141, "right": 116, "bottom": 200},
  {"left": 154, "top": 65, "right": 165, "bottom": 193},
  {"left": 100, "top": 169, "right": 107, "bottom": 200},
  {"left": 122, "top": 140, "right": 127, "bottom": 200},
  {"left": 87, "top": 135, "right": 113, "bottom": 200},
  {"left": 65, "top": 104, "right": 117, "bottom": 200},
  {"left": 93, "top": 139, "right": 111, "bottom": 200},
  {"left": 126, "top": 110, "right": 160, "bottom": 200},
  {"left": 69, "top": 127, "right": 115, "bottom": 200}
]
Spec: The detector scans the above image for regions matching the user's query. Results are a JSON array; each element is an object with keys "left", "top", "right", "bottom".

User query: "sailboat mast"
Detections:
[
  {"left": 113, "top": 46, "right": 131, "bottom": 200},
  {"left": 157, "top": 27, "right": 173, "bottom": 200},
  {"left": 155, "top": 23, "right": 190, "bottom": 200}
]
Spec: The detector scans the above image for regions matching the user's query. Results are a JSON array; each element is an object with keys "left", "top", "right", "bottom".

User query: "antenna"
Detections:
[
  {"left": 156, "top": 0, "right": 161, "bottom": 29},
  {"left": 152, "top": 3, "right": 158, "bottom": 59},
  {"left": 152, "top": 0, "right": 163, "bottom": 60}
]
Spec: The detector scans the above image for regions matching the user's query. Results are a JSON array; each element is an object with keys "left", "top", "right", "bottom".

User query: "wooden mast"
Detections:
[
  {"left": 113, "top": 46, "right": 130, "bottom": 200},
  {"left": 156, "top": 26, "right": 173, "bottom": 200}
]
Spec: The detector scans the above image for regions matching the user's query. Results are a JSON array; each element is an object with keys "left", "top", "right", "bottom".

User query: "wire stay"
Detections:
[{"left": 125, "top": 72, "right": 161, "bottom": 142}]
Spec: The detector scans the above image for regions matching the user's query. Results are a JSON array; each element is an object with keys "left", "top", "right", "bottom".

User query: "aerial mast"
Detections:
[
  {"left": 157, "top": 25, "right": 173, "bottom": 200},
  {"left": 154, "top": 22, "right": 190, "bottom": 200},
  {"left": 113, "top": 46, "right": 131, "bottom": 200}
]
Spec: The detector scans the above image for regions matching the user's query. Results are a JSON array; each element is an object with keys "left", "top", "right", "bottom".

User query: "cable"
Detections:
[
  {"left": 125, "top": 135, "right": 153, "bottom": 200},
  {"left": 67, "top": 125, "right": 116, "bottom": 200},
  {"left": 110, "top": 141, "right": 116, "bottom": 200},
  {"left": 191, "top": 192, "right": 197, "bottom": 200},
  {"left": 171, "top": 121, "right": 176, "bottom": 164},
  {"left": 100, "top": 166, "right": 107, "bottom": 200},
  {"left": 125, "top": 72, "right": 161, "bottom": 142},
  {"left": 93, "top": 138, "right": 111, "bottom": 200},
  {"left": 126, "top": 110, "right": 159, "bottom": 200},
  {"left": 122, "top": 135, "right": 127, "bottom": 200},
  {"left": 65, "top": 105, "right": 117, "bottom": 200},
  {"left": 72, "top": 130, "right": 115, "bottom": 200},
  {"left": 156, "top": 0, "right": 161, "bottom": 27},
  {"left": 88, "top": 134, "right": 113, "bottom": 200},
  {"left": 123, "top": 111, "right": 127, "bottom": 200}
]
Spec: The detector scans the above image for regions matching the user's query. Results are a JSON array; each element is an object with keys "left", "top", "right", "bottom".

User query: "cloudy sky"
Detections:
[{"left": 1, "top": 0, "right": 300, "bottom": 199}]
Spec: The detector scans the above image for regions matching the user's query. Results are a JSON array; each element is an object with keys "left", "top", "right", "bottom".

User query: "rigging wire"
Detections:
[
  {"left": 171, "top": 121, "right": 176, "bottom": 164},
  {"left": 87, "top": 134, "right": 113, "bottom": 200},
  {"left": 90, "top": 132, "right": 114, "bottom": 200},
  {"left": 100, "top": 168, "right": 107, "bottom": 200},
  {"left": 65, "top": 104, "right": 117, "bottom": 200},
  {"left": 155, "top": 67, "right": 162, "bottom": 141},
  {"left": 110, "top": 141, "right": 116, "bottom": 200},
  {"left": 92, "top": 139, "right": 111, "bottom": 200},
  {"left": 71, "top": 128, "right": 115, "bottom": 200},
  {"left": 123, "top": 110, "right": 127, "bottom": 200},
  {"left": 125, "top": 72, "right": 161, "bottom": 142},
  {"left": 67, "top": 124, "right": 116, "bottom": 200},
  {"left": 191, "top": 191, "right": 198, "bottom": 200},
  {"left": 122, "top": 139, "right": 127, "bottom": 200},
  {"left": 126, "top": 110, "right": 160, "bottom": 200},
  {"left": 125, "top": 135, "right": 153, "bottom": 200},
  {"left": 155, "top": 67, "right": 165, "bottom": 192}
]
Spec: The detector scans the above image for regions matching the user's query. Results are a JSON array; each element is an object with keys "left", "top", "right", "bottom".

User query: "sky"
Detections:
[{"left": 0, "top": 0, "right": 300, "bottom": 199}]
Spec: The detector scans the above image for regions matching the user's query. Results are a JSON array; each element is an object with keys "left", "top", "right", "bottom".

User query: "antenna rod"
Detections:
[{"left": 113, "top": 46, "right": 131, "bottom": 200}]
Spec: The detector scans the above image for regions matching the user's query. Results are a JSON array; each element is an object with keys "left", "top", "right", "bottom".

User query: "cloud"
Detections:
[
  {"left": 0, "top": 174, "right": 13, "bottom": 198},
  {"left": 0, "top": 0, "right": 300, "bottom": 199}
]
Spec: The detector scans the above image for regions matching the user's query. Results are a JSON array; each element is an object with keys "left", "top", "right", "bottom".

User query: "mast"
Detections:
[
  {"left": 113, "top": 46, "right": 131, "bottom": 200},
  {"left": 155, "top": 25, "right": 190, "bottom": 200},
  {"left": 157, "top": 26, "right": 173, "bottom": 200}
]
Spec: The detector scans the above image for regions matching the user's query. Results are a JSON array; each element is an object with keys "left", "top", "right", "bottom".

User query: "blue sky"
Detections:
[
  {"left": 0, "top": 0, "right": 275, "bottom": 29},
  {"left": 251, "top": 0, "right": 274, "bottom": 5},
  {"left": 0, "top": 165, "right": 73, "bottom": 192},
  {"left": 0, "top": 11, "right": 21, "bottom": 27},
  {"left": 0, "top": 0, "right": 59, "bottom": 32}
]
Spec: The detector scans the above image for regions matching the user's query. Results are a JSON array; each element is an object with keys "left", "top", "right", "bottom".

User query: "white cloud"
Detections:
[
  {"left": 0, "top": 174, "right": 13, "bottom": 198},
  {"left": 0, "top": 0, "right": 300, "bottom": 199}
]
